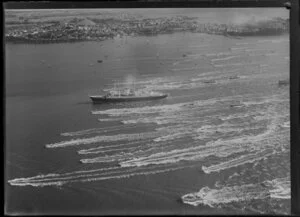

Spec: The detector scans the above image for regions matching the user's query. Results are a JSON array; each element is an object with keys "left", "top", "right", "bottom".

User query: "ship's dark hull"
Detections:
[{"left": 90, "top": 94, "right": 168, "bottom": 103}]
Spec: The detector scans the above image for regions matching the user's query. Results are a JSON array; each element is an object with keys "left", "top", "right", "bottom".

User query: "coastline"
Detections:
[{"left": 5, "top": 14, "right": 289, "bottom": 44}]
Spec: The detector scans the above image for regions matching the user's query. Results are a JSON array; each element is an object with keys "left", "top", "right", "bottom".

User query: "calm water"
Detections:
[{"left": 5, "top": 30, "right": 290, "bottom": 214}]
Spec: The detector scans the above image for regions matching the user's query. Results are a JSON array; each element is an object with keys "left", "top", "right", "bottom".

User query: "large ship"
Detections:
[{"left": 89, "top": 88, "right": 168, "bottom": 103}]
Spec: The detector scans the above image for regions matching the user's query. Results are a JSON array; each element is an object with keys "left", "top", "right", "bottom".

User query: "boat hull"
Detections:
[{"left": 90, "top": 94, "right": 168, "bottom": 103}]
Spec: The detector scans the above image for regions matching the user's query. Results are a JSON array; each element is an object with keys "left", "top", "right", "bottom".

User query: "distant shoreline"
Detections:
[
  {"left": 5, "top": 15, "right": 289, "bottom": 44},
  {"left": 5, "top": 31, "right": 289, "bottom": 45}
]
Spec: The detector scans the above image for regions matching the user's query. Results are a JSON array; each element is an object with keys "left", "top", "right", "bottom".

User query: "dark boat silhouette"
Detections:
[{"left": 278, "top": 79, "right": 289, "bottom": 86}]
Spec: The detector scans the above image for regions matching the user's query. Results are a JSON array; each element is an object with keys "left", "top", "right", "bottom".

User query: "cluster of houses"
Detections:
[
  {"left": 6, "top": 19, "right": 112, "bottom": 42},
  {"left": 5, "top": 16, "right": 289, "bottom": 43}
]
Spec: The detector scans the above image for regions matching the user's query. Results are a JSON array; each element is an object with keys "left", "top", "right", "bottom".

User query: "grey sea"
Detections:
[{"left": 5, "top": 9, "right": 290, "bottom": 215}]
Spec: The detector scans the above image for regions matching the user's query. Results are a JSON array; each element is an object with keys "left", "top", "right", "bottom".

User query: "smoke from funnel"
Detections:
[{"left": 124, "top": 74, "right": 136, "bottom": 90}]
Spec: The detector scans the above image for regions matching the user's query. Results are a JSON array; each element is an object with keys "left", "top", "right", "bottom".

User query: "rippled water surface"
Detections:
[{"left": 5, "top": 31, "right": 290, "bottom": 214}]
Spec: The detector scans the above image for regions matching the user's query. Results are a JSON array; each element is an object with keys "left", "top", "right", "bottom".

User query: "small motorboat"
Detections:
[
  {"left": 228, "top": 75, "right": 239, "bottom": 80},
  {"left": 202, "top": 79, "right": 216, "bottom": 84},
  {"left": 230, "top": 102, "right": 245, "bottom": 108}
]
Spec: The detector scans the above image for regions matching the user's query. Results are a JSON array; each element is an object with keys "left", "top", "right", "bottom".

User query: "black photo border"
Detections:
[{"left": 3, "top": 0, "right": 300, "bottom": 215}]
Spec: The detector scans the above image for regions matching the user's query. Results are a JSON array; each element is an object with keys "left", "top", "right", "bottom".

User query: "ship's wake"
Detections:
[
  {"left": 9, "top": 90, "right": 289, "bottom": 189},
  {"left": 7, "top": 37, "right": 290, "bottom": 214}
]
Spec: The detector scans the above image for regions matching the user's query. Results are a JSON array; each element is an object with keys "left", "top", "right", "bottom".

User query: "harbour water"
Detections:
[{"left": 5, "top": 18, "right": 290, "bottom": 214}]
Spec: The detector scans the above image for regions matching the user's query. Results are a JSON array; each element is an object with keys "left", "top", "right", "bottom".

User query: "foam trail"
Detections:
[
  {"left": 121, "top": 114, "right": 210, "bottom": 125},
  {"left": 8, "top": 166, "right": 122, "bottom": 186},
  {"left": 213, "top": 62, "right": 246, "bottom": 68},
  {"left": 195, "top": 69, "right": 241, "bottom": 80},
  {"left": 80, "top": 138, "right": 186, "bottom": 162},
  {"left": 245, "top": 48, "right": 272, "bottom": 52},
  {"left": 218, "top": 111, "right": 264, "bottom": 121},
  {"left": 214, "top": 61, "right": 267, "bottom": 68},
  {"left": 61, "top": 125, "right": 137, "bottom": 137},
  {"left": 230, "top": 46, "right": 252, "bottom": 51},
  {"left": 98, "top": 118, "right": 122, "bottom": 122},
  {"left": 45, "top": 132, "right": 161, "bottom": 148},
  {"left": 91, "top": 94, "right": 285, "bottom": 129},
  {"left": 196, "top": 70, "right": 222, "bottom": 77},
  {"left": 106, "top": 56, "right": 183, "bottom": 62},
  {"left": 235, "top": 42, "right": 251, "bottom": 46},
  {"left": 266, "top": 178, "right": 291, "bottom": 199},
  {"left": 61, "top": 128, "right": 102, "bottom": 137},
  {"left": 80, "top": 146, "right": 139, "bottom": 155},
  {"left": 91, "top": 95, "right": 248, "bottom": 116},
  {"left": 182, "top": 184, "right": 269, "bottom": 207},
  {"left": 78, "top": 138, "right": 168, "bottom": 156},
  {"left": 280, "top": 121, "right": 290, "bottom": 128},
  {"left": 264, "top": 52, "right": 278, "bottom": 56},
  {"left": 80, "top": 153, "right": 131, "bottom": 163},
  {"left": 121, "top": 118, "right": 164, "bottom": 125},
  {"left": 119, "top": 141, "right": 253, "bottom": 168},
  {"left": 203, "top": 119, "right": 277, "bottom": 149},
  {"left": 193, "top": 124, "right": 265, "bottom": 140},
  {"left": 181, "top": 177, "right": 290, "bottom": 208},
  {"left": 210, "top": 55, "right": 241, "bottom": 62},
  {"left": 170, "top": 67, "right": 198, "bottom": 72},
  {"left": 153, "top": 132, "right": 189, "bottom": 142},
  {"left": 243, "top": 98, "right": 289, "bottom": 107},
  {"left": 78, "top": 140, "right": 149, "bottom": 155},
  {"left": 92, "top": 103, "right": 186, "bottom": 116},
  {"left": 205, "top": 51, "right": 237, "bottom": 57},
  {"left": 257, "top": 39, "right": 289, "bottom": 43},
  {"left": 201, "top": 149, "right": 275, "bottom": 174},
  {"left": 8, "top": 165, "right": 188, "bottom": 187}
]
